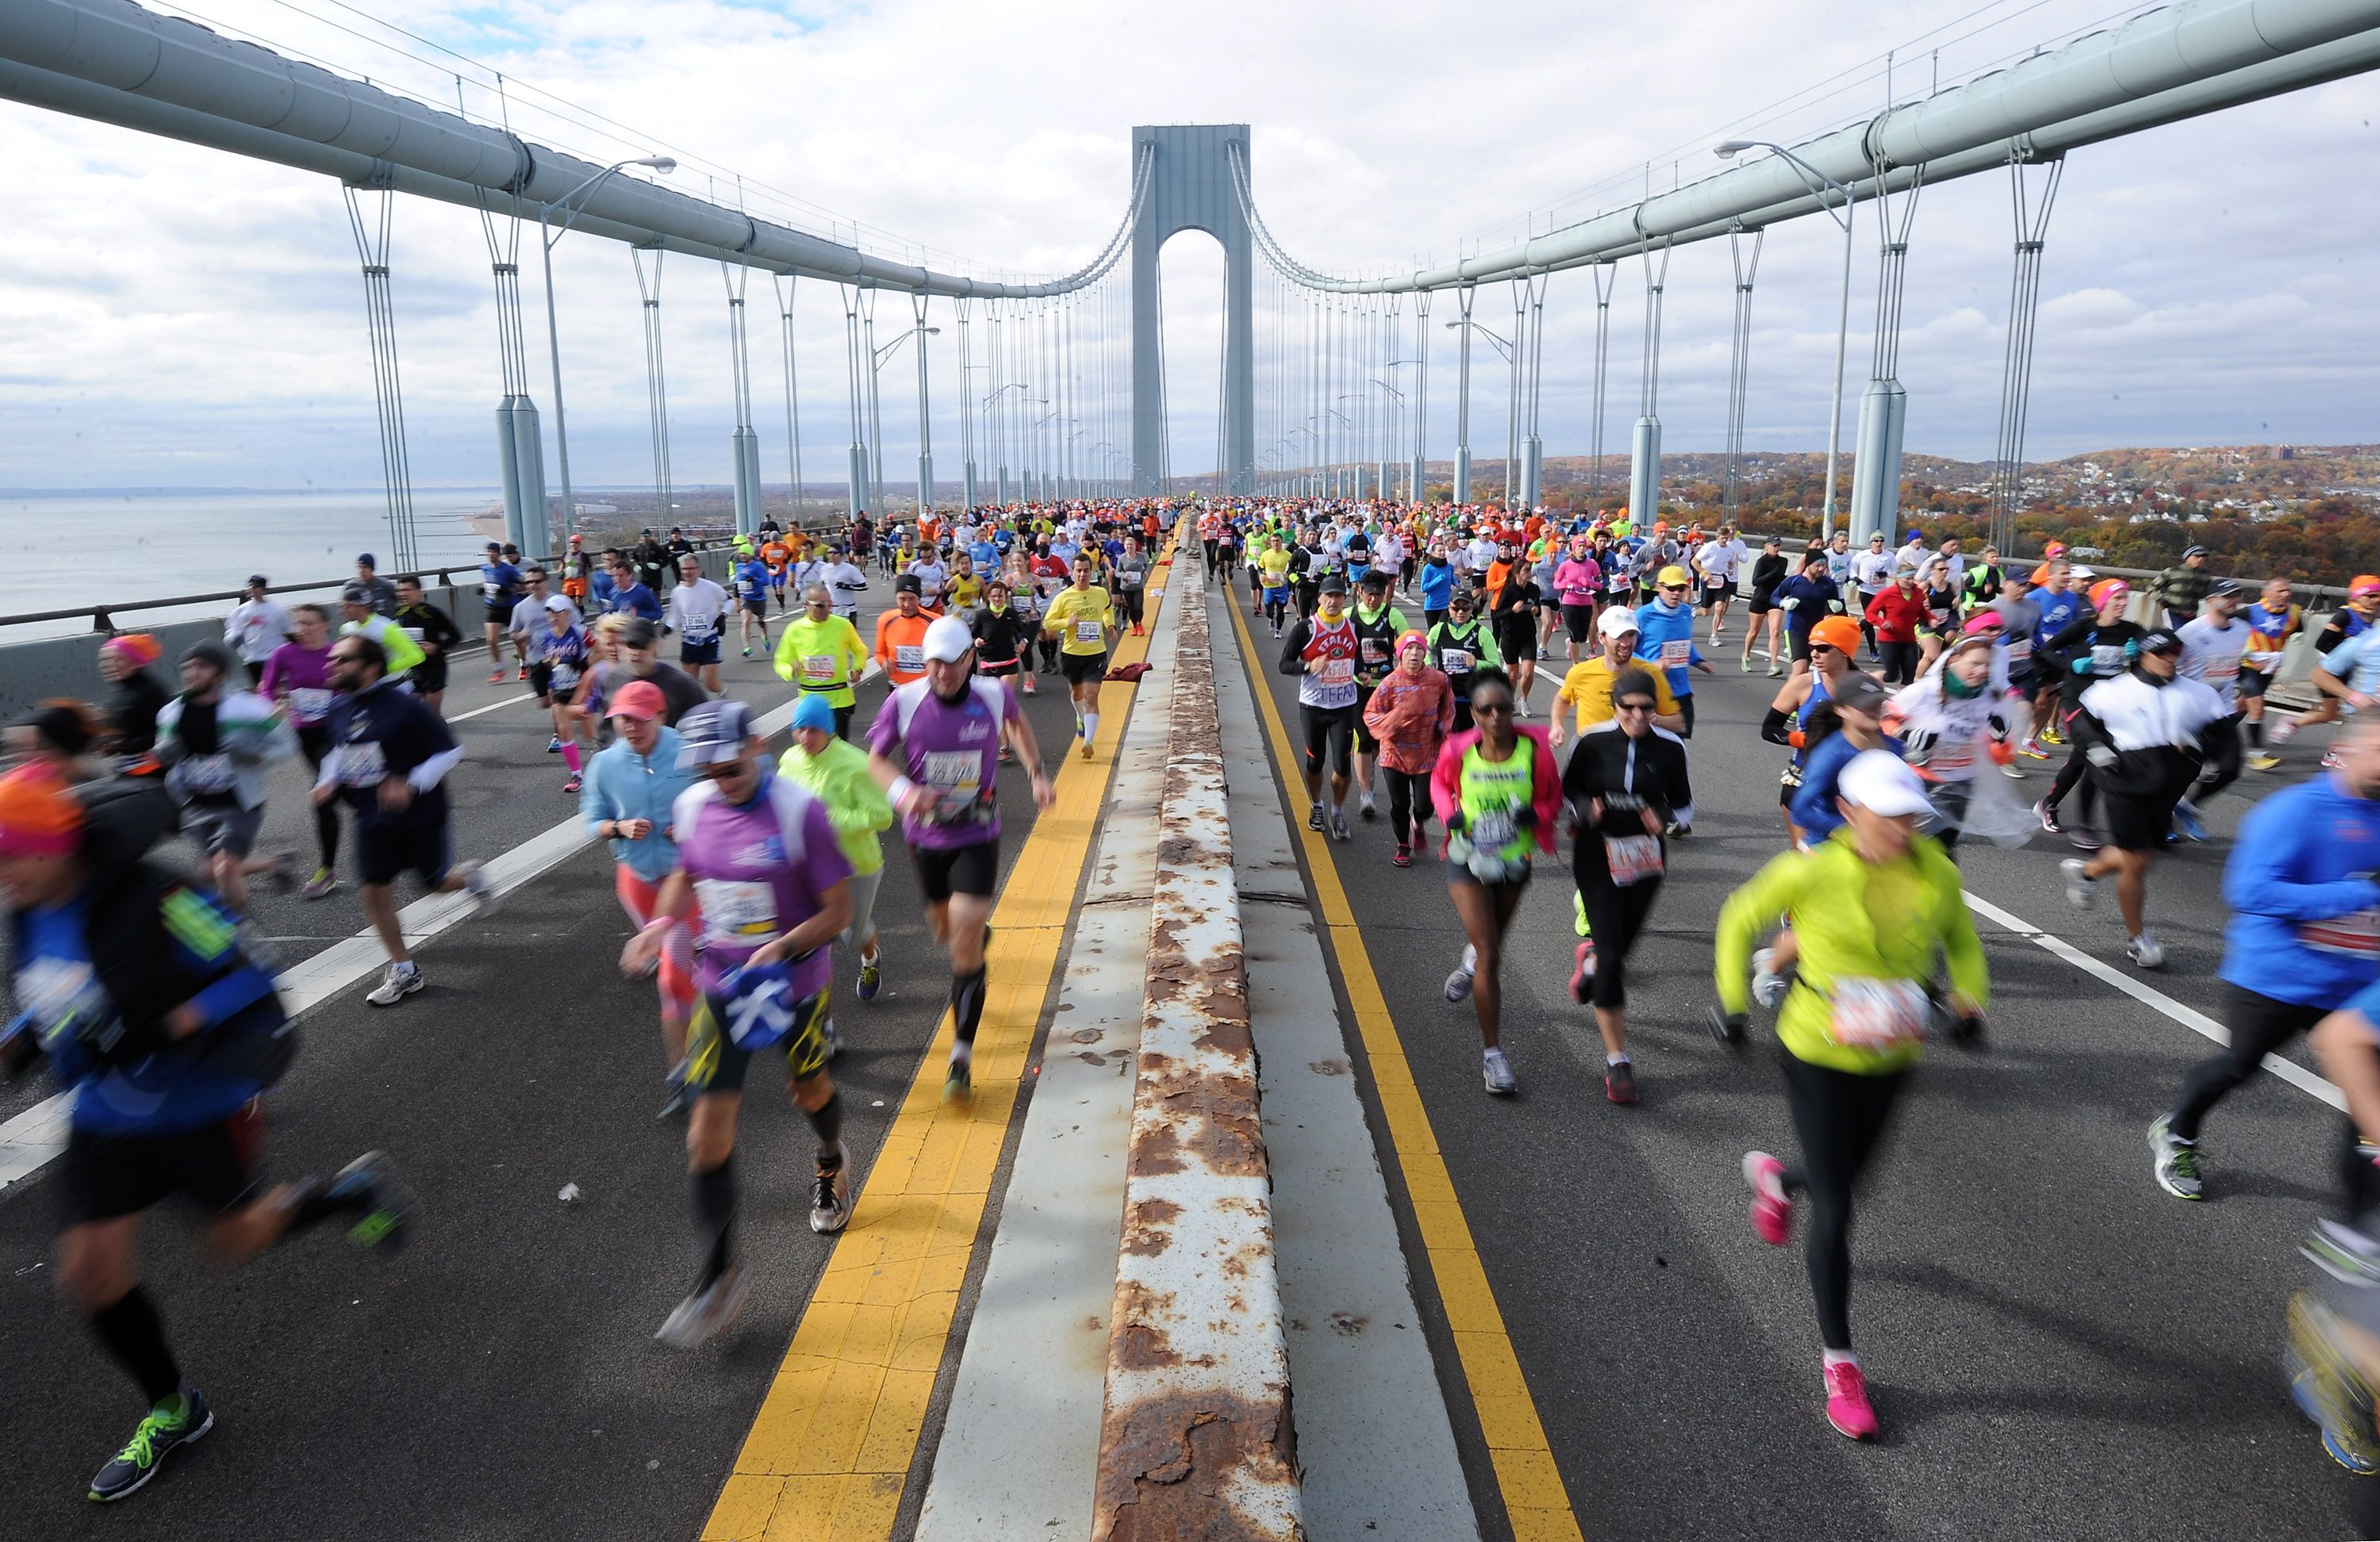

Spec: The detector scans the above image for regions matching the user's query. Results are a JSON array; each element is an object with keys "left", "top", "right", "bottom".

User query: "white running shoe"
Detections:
[
  {"left": 1445, "top": 942, "right": 1477, "bottom": 1003},
  {"left": 654, "top": 1263, "right": 751, "bottom": 1348},
  {"left": 365, "top": 962, "right": 424, "bottom": 1007},
  {"left": 1481, "top": 1046, "right": 1517, "bottom": 1095},
  {"left": 2128, "top": 931, "right": 2166, "bottom": 970},
  {"left": 2059, "top": 857, "right": 2096, "bottom": 910}
]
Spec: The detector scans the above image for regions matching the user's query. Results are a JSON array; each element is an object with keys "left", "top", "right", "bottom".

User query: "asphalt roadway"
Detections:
[
  {"left": 1216, "top": 569, "right": 2362, "bottom": 1540},
  {"left": 0, "top": 574, "right": 1102, "bottom": 1539}
]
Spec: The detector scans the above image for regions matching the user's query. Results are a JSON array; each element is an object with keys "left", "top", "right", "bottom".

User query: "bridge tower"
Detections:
[{"left": 1130, "top": 125, "right": 1254, "bottom": 496}]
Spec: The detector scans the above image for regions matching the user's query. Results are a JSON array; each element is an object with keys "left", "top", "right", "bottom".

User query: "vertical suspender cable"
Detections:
[{"left": 343, "top": 183, "right": 419, "bottom": 570}]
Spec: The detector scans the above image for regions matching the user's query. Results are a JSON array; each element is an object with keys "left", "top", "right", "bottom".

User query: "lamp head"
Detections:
[
  {"left": 1714, "top": 140, "right": 1755, "bottom": 158},
  {"left": 636, "top": 156, "right": 678, "bottom": 174}
]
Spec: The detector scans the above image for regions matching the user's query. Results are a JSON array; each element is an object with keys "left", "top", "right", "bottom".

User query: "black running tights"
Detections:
[
  {"left": 1383, "top": 769, "right": 1432, "bottom": 846},
  {"left": 1778, "top": 1051, "right": 1909, "bottom": 1351}
]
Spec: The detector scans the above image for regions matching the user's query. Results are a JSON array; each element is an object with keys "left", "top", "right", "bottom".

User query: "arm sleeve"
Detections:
[
  {"left": 1760, "top": 705, "right": 1795, "bottom": 745},
  {"left": 2224, "top": 802, "right": 2380, "bottom": 921},
  {"left": 1277, "top": 619, "right": 1312, "bottom": 677},
  {"left": 1715, "top": 851, "right": 1807, "bottom": 1014},
  {"left": 408, "top": 745, "right": 465, "bottom": 794}
]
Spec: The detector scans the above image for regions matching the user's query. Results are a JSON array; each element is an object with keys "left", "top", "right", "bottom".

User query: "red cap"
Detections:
[
  {"left": 0, "top": 765, "right": 83, "bottom": 857},
  {"left": 607, "top": 681, "right": 666, "bottom": 721}
]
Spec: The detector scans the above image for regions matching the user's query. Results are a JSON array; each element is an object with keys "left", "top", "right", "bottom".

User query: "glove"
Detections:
[
  {"left": 2086, "top": 744, "right": 2117, "bottom": 769},
  {"left": 1828, "top": 600, "right": 1844, "bottom": 612},
  {"left": 1987, "top": 737, "right": 2015, "bottom": 767},
  {"left": 1707, "top": 1007, "right": 1748, "bottom": 1048},
  {"left": 1442, "top": 808, "right": 1467, "bottom": 834},
  {"left": 1780, "top": 598, "right": 1800, "bottom": 612},
  {"left": 1786, "top": 729, "right": 1806, "bottom": 750},
  {"left": 2071, "top": 656, "right": 2094, "bottom": 675},
  {"left": 1513, "top": 807, "right": 1538, "bottom": 831},
  {"left": 1901, "top": 729, "right": 1938, "bottom": 763}
]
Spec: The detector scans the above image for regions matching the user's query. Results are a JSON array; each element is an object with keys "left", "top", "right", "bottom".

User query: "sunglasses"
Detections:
[
  {"left": 1472, "top": 700, "right": 1514, "bottom": 716},
  {"left": 694, "top": 761, "right": 751, "bottom": 781},
  {"left": 1810, "top": 643, "right": 1840, "bottom": 656},
  {"left": 1614, "top": 699, "right": 1655, "bottom": 714}
]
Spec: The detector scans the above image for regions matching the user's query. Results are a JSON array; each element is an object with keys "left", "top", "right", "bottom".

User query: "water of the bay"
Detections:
[{"left": 0, "top": 489, "right": 503, "bottom": 641}]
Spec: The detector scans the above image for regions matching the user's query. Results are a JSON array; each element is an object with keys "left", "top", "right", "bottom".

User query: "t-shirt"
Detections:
[
  {"left": 259, "top": 642, "right": 337, "bottom": 727},
  {"left": 868, "top": 677, "right": 1023, "bottom": 850},
  {"left": 670, "top": 773, "right": 850, "bottom": 999},
  {"left": 1045, "top": 586, "right": 1114, "bottom": 656}
]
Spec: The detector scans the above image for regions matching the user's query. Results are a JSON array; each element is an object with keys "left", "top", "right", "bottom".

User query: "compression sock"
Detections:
[
  {"left": 808, "top": 1091, "right": 844, "bottom": 1157},
  {"left": 951, "top": 963, "right": 988, "bottom": 1048},
  {"left": 89, "top": 1287, "right": 183, "bottom": 1406},
  {"left": 2248, "top": 719, "right": 2266, "bottom": 748},
  {"left": 692, "top": 1158, "right": 736, "bottom": 1290},
  {"left": 561, "top": 742, "right": 583, "bottom": 774},
  {"left": 1083, "top": 712, "right": 1100, "bottom": 745}
]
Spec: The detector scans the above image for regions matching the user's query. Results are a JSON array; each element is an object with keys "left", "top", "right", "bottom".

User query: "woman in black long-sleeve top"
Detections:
[{"left": 1562, "top": 666, "right": 1695, "bottom": 1104}]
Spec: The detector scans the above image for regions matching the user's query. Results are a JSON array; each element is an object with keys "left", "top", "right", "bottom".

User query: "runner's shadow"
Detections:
[{"left": 1861, "top": 1260, "right": 2209, "bottom": 1381}]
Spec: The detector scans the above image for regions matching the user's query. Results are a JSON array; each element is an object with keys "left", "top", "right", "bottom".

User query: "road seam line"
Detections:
[{"left": 1221, "top": 589, "right": 1584, "bottom": 1542}]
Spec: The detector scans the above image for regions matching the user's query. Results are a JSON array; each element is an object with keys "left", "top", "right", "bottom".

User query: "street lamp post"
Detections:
[
  {"left": 1372, "top": 378, "right": 1404, "bottom": 501},
  {"left": 539, "top": 155, "right": 676, "bottom": 545},
  {"left": 1717, "top": 140, "right": 1856, "bottom": 542},
  {"left": 983, "top": 380, "right": 1024, "bottom": 508},
  {"left": 1446, "top": 318, "right": 1515, "bottom": 508},
  {"left": 870, "top": 323, "right": 940, "bottom": 513}
]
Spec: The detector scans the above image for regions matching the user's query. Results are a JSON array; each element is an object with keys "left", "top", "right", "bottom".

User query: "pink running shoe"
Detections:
[
  {"left": 1743, "top": 1151, "right": 1792, "bottom": 1245},
  {"left": 1824, "top": 1359, "right": 1878, "bottom": 1440},
  {"left": 1569, "top": 940, "right": 1595, "bottom": 1005}
]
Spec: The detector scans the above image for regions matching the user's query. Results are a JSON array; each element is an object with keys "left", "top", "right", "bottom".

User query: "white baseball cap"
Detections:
[
  {"left": 922, "top": 615, "right": 976, "bottom": 664},
  {"left": 1837, "top": 749, "right": 1936, "bottom": 819},
  {"left": 1597, "top": 607, "right": 1641, "bottom": 640}
]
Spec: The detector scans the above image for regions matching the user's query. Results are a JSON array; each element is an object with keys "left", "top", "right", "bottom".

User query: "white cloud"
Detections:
[{"left": 0, "top": 0, "right": 2374, "bottom": 504}]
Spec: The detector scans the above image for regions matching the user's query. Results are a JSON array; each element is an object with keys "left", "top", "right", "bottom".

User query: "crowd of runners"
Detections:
[{"left": 10, "top": 490, "right": 2380, "bottom": 1526}]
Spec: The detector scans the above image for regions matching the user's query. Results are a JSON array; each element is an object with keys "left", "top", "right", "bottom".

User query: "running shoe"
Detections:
[
  {"left": 1741, "top": 656, "right": 1756, "bottom": 673},
  {"left": 1706, "top": 1007, "right": 1746, "bottom": 1047},
  {"left": 2034, "top": 799, "right": 2064, "bottom": 835},
  {"left": 1768, "top": 662, "right": 1784, "bottom": 678},
  {"left": 563, "top": 774, "right": 582, "bottom": 794},
  {"left": 655, "top": 1072, "right": 688, "bottom": 1122},
  {"left": 1081, "top": 739, "right": 1095, "bottom": 761},
  {"left": 811, "top": 1158, "right": 853, "bottom": 1234},
  {"left": 515, "top": 666, "right": 528, "bottom": 681},
  {"left": 1330, "top": 807, "right": 1352, "bottom": 842},
  {"left": 2248, "top": 751, "right": 2282, "bottom": 773},
  {"left": 654, "top": 1264, "right": 750, "bottom": 1348},
  {"left": 2292, "top": 1363, "right": 2380, "bottom": 1475},
  {"left": 1604, "top": 1060, "right": 1637, "bottom": 1105},
  {"left": 2325, "top": 749, "right": 2345, "bottom": 771},
  {"left": 2040, "top": 725, "right": 2064, "bottom": 746},
  {"left": 857, "top": 955, "right": 881, "bottom": 1001},
  {"left": 2173, "top": 800, "right": 2206, "bottom": 842},
  {"left": 945, "top": 1049, "right": 973, "bottom": 1100},
  {"left": 301, "top": 865, "right": 340, "bottom": 901},
  {"left": 2288, "top": 1292, "right": 2380, "bottom": 1475},
  {"left": 740, "top": 647, "right": 753, "bottom": 659},
  {"left": 1444, "top": 963, "right": 1475, "bottom": 1003},
  {"left": 1569, "top": 940, "right": 1595, "bottom": 1004},
  {"left": 328, "top": 1150, "right": 413, "bottom": 1249},
  {"left": 2271, "top": 716, "right": 2301, "bottom": 746},
  {"left": 547, "top": 735, "right": 563, "bottom": 754},
  {"left": 2148, "top": 1115, "right": 2203, "bottom": 1200},
  {"left": 1480, "top": 1046, "right": 1516, "bottom": 1095},
  {"left": 2000, "top": 759, "right": 2027, "bottom": 780},
  {"left": 2127, "top": 930, "right": 2166, "bottom": 970},
  {"left": 88, "top": 1388, "right": 213, "bottom": 1502},
  {"left": 2059, "top": 857, "right": 2095, "bottom": 910},
  {"left": 2017, "top": 739, "right": 2052, "bottom": 761},
  {"left": 1742, "top": 1152, "right": 1793, "bottom": 1245},
  {"left": 1359, "top": 800, "right": 1378, "bottom": 823},
  {"left": 1751, "top": 947, "right": 1788, "bottom": 1010},
  {"left": 459, "top": 862, "right": 493, "bottom": 912},
  {"left": 487, "top": 669, "right": 505, "bottom": 685},
  {"left": 2303, "top": 1218, "right": 2380, "bottom": 1287},
  {"left": 1392, "top": 843, "right": 1411, "bottom": 869},
  {"left": 1824, "top": 1360, "right": 1878, "bottom": 1440},
  {"left": 365, "top": 961, "right": 424, "bottom": 1007}
]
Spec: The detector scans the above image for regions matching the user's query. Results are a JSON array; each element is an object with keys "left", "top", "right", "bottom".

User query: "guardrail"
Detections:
[{"left": 1092, "top": 547, "right": 1302, "bottom": 1540}]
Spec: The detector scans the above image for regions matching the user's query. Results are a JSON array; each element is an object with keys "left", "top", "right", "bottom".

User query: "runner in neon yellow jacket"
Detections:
[{"left": 778, "top": 692, "right": 892, "bottom": 1000}]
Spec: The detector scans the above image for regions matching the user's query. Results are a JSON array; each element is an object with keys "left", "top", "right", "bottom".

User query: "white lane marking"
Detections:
[
  {"left": 1963, "top": 892, "right": 2346, "bottom": 1112},
  {"left": 0, "top": 673, "right": 869, "bottom": 1196},
  {"left": 446, "top": 693, "right": 532, "bottom": 723}
]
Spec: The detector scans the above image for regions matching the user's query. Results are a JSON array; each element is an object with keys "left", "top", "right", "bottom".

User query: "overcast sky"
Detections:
[{"left": 0, "top": 0, "right": 2374, "bottom": 493}]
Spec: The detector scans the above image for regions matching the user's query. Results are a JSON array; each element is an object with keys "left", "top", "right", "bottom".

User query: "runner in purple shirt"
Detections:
[
  {"left": 867, "top": 615, "right": 1054, "bottom": 1098},
  {"left": 620, "top": 698, "right": 854, "bottom": 1349},
  {"left": 258, "top": 602, "right": 345, "bottom": 898}
]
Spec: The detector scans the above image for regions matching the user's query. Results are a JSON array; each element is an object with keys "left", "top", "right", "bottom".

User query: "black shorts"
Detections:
[
  {"left": 681, "top": 639, "right": 722, "bottom": 667},
  {"left": 1299, "top": 703, "right": 1357, "bottom": 778},
  {"left": 1499, "top": 627, "right": 1538, "bottom": 663},
  {"left": 912, "top": 838, "right": 1000, "bottom": 902},
  {"left": 684, "top": 981, "right": 835, "bottom": 1092},
  {"left": 1353, "top": 688, "right": 1380, "bottom": 754},
  {"left": 63, "top": 1110, "right": 262, "bottom": 1224},
  {"left": 413, "top": 656, "right": 448, "bottom": 696},
  {"left": 357, "top": 819, "right": 451, "bottom": 888},
  {"left": 528, "top": 660, "right": 554, "bottom": 702},
  {"left": 2102, "top": 790, "right": 2175, "bottom": 853},
  {"left": 1749, "top": 592, "right": 1776, "bottom": 616},
  {"left": 485, "top": 600, "right": 517, "bottom": 628},
  {"left": 2240, "top": 669, "right": 2271, "bottom": 700},
  {"left": 743, "top": 599, "right": 770, "bottom": 617},
  {"left": 1561, "top": 604, "right": 1596, "bottom": 644},
  {"left": 1061, "top": 652, "right": 1107, "bottom": 685},
  {"left": 978, "top": 657, "right": 1020, "bottom": 677}
]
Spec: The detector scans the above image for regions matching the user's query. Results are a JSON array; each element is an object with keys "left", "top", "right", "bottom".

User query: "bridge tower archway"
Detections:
[{"left": 1130, "top": 125, "right": 1254, "bottom": 496}]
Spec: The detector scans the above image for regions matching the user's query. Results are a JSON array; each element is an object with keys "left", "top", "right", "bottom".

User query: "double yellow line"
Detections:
[
  {"left": 704, "top": 543, "right": 1176, "bottom": 1540},
  {"left": 1223, "top": 590, "right": 1584, "bottom": 1542}
]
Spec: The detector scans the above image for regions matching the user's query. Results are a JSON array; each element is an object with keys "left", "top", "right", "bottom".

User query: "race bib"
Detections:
[
  {"left": 1470, "top": 811, "right": 1516, "bottom": 850},
  {"left": 403, "top": 627, "right": 426, "bottom": 644},
  {"left": 695, "top": 878, "right": 777, "bottom": 944},
  {"left": 923, "top": 750, "right": 985, "bottom": 811},
  {"left": 801, "top": 654, "right": 839, "bottom": 684},
  {"left": 2205, "top": 656, "right": 2241, "bottom": 682},
  {"left": 1075, "top": 619, "right": 1105, "bottom": 645},
  {"left": 288, "top": 687, "right": 334, "bottom": 723},
  {"left": 1319, "top": 657, "right": 1355, "bottom": 689},
  {"left": 2300, "top": 909, "right": 2380, "bottom": 957},
  {"left": 1827, "top": 977, "right": 1929, "bottom": 1053},
  {"left": 1361, "top": 638, "right": 1391, "bottom": 666},
  {"left": 2006, "top": 639, "right": 2033, "bottom": 664},
  {"left": 337, "top": 742, "right": 388, "bottom": 787},
  {"left": 1659, "top": 639, "right": 1691, "bottom": 668},
  {"left": 551, "top": 664, "right": 580, "bottom": 692},
  {"left": 1929, "top": 738, "right": 1975, "bottom": 774},
  {"left": 179, "top": 753, "right": 236, "bottom": 794},
  {"left": 1603, "top": 834, "right": 1664, "bottom": 888},
  {"left": 681, "top": 622, "right": 717, "bottom": 646},
  {"left": 894, "top": 644, "right": 925, "bottom": 673},
  {"left": 1439, "top": 647, "right": 1475, "bottom": 675}
]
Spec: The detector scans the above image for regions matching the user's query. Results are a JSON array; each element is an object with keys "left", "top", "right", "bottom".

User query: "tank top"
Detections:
[{"left": 1459, "top": 736, "right": 1536, "bottom": 865}]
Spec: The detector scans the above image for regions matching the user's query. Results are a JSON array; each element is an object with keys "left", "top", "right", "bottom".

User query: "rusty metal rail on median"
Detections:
[{"left": 1092, "top": 576, "right": 1304, "bottom": 1540}]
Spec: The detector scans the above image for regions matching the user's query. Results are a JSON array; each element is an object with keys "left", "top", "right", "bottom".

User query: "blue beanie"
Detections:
[{"left": 791, "top": 693, "right": 836, "bottom": 735}]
